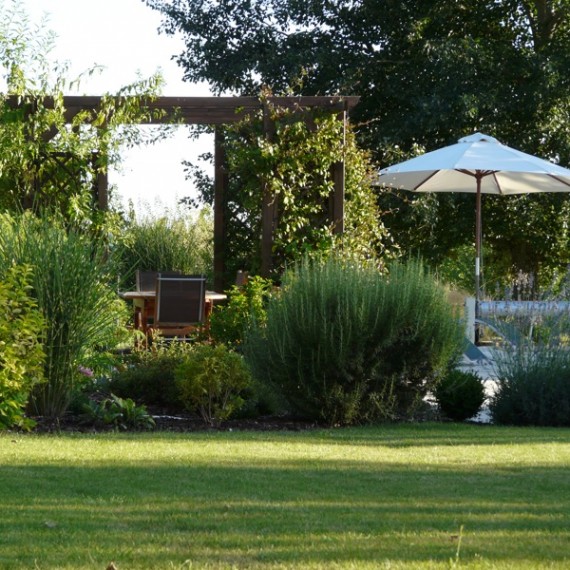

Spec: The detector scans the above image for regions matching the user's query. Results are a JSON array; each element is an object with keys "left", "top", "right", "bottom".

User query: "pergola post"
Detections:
[
  {"left": 261, "top": 104, "right": 277, "bottom": 278},
  {"left": 90, "top": 153, "right": 109, "bottom": 210},
  {"left": 97, "top": 170, "right": 108, "bottom": 210},
  {"left": 213, "top": 127, "right": 228, "bottom": 291},
  {"left": 331, "top": 106, "right": 347, "bottom": 234}
]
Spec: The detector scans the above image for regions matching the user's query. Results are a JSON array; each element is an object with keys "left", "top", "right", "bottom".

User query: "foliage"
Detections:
[
  {"left": 119, "top": 207, "right": 213, "bottom": 289},
  {"left": 0, "top": 264, "right": 45, "bottom": 430},
  {"left": 434, "top": 369, "right": 485, "bottom": 422},
  {"left": 209, "top": 275, "right": 274, "bottom": 347},
  {"left": 175, "top": 343, "right": 252, "bottom": 425},
  {"left": 147, "top": 0, "right": 570, "bottom": 290},
  {"left": 110, "top": 342, "right": 194, "bottom": 410},
  {"left": 0, "top": 1, "right": 171, "bottom": 228},
  {"left": 490, "top": 311, "right": 570, "bottom": 426},
  {"left": 244, "top": 256, "right": 464, "bottom": 425},
  {"left": 186, "top": 99, "right": 394, "bottom": 282},
  {"left": 0, "top": 212, "right": 129, "bottom": 419},
  {"left": 81, "top": 394, "right": 155, "bottom": 431}
]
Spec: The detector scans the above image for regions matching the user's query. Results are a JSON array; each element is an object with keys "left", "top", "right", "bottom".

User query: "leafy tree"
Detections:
[
  {"left": 145, "top": 0, "right": 570, "bottom": 292},
  {"left": 0, "top": 0, "right": 171, "bottom": 227}
]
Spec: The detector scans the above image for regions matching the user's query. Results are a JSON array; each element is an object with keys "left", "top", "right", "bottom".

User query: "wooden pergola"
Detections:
[{"left": 17, "top": 95, "right": 360, "bottom": 289}]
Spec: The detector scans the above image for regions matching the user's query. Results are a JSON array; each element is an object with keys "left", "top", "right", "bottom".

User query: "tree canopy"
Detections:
[{"left": 145, "top": 0, "right": 570, "bottom": 292}]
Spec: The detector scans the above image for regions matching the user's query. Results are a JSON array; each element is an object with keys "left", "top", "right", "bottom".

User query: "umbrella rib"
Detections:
[
  {"left": 549, "top": 174, "right": 570, "bottom": 188},
  {"left": 456, "top": 168, "right": 497, "bottom": 178},
  {"left": 412, "top": 170, "right": 440, "bottom": 190},
  {"left": 491, "top": 171, "right": 503, "bottom": 194}
]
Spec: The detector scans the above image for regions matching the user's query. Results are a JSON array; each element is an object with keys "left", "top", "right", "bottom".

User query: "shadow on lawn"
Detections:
[{"left": 1, "top": 458, "right": 570, "bottom": 568}]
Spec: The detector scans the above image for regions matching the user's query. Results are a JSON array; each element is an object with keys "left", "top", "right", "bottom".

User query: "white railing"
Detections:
[
  {"left": 464, "top": 298, "right": 570, "bottom": 343},
  {"left": 479, "top": 300, "right": 570, "bottom": 316}
]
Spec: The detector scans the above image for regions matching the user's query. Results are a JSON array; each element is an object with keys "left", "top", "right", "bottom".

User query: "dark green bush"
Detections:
[
  {"left": 175, "top": 344, "right": 252, "bottom": 425},
  {"left": 110, "top": 343, "right": 194, "bottom": 410},
  {"left": 434, "top": 369, "right": 485, "bottom": 422},
  {"left": 244, "top": 256, "right": 464, "bottom": 425},
  {"left": 490, "top": 339, "right": 570, "bottom": 426}
]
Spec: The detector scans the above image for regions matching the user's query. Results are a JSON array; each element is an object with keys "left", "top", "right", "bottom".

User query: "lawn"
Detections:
[{"left": 1, "top": 423, "right": 569, "bottom": 569}]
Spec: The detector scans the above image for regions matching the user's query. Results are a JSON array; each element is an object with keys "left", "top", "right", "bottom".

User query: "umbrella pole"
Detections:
[{"left": 475, "top": 174, "right": 482, "bottom": 342}]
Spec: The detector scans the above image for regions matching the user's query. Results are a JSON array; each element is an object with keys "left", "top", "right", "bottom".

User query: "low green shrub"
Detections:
[
  {"left": 244, "top": 256, "right": 464, "bottom": 425},
  {"left": 434, "top": 369, "right": 485, "bottom": 422},
  {"left": 110, "top": 343, "right": 194, "bottom": 410},
  {"left": 0, "top": 265, "right": 45, "bottom": 430},
  {"left": 81, "top": 394, "right": 155, "bottom": 431},
  {"left": 175, "top": 344, "right": 252, "bottom": 425},
  {"left": 209, "top": 276, "right": 274, "bottom": 347},
  {"left": 491, "top": 338, "right": 570, "bottom": 426}
]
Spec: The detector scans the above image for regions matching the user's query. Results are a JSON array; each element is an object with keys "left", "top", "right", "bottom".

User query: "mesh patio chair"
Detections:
[
  {"left": 149, "top": 275, "right": 206, "bottom": 340},
  {"left": 136, "top": 270, "right": 159, "bottom": 292}
]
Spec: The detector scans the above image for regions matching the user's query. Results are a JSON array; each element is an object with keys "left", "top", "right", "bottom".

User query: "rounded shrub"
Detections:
[
  {"left": 175, "top": 343, "right": 252, "bottom": 425},
  {"left": 209, "top": 276, "right": 274, "bottom": 348},
  {"left": 244, "top": 256, "right": 464, "bottom": 425},
  {"left": 434, "top": 369, "right": 485, "bottom": 422}
]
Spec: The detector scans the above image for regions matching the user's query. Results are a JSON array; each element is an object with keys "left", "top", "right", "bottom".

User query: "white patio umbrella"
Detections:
[{"left": 376, "top": 133, "right": 570, "bottom": 317}]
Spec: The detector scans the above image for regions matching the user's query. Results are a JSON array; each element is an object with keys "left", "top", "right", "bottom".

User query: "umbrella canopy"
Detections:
[
  {"left": 376, "top": 133, "right": 570, "bottom": 314},
  {"left": 377, "top": 133, "right": 570, "bottom": 195}
]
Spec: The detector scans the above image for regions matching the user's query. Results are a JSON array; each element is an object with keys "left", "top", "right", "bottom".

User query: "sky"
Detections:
[{"left": 20, "top": 0, "right": 214, "bottom": 217}]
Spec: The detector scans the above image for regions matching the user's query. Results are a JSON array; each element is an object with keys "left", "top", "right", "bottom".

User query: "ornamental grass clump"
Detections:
[
  {"left": 120, "top": 208, "right": 213, "bottom": 289},
  {"left": 491, "top": 330, "right": 570, "bottom": 426},
  {"left": 486, "top": 283, "right": 570, "bottom": 426},
  {"left": 244, "top": 256, "right": 464, "bottom": 425},
  {"left": 0, "top": 213, "right": 128, "bottom": 419}
]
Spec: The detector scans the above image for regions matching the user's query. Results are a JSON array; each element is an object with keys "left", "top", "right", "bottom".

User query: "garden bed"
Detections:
[{"left": 31, "top": 410, "right": 320, "bottom": 434}]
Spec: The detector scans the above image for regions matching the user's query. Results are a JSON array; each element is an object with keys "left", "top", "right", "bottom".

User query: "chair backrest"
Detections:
[
  {"left": 235, "top": 270, "right": 249, "bottom": 288},
  {"left": 136, "top": 270, "right": 159, "bottom": 292},
  {"left": 155, "top": 275, "right": 206, "bottom": 326}
]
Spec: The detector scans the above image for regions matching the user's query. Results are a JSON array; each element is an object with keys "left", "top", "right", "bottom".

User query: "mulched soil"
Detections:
[{"left": 31, "top": 410, "right": 321, "bottom": 434}]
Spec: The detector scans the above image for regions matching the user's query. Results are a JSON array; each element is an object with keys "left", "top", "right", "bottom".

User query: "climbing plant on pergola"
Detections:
[{"left": 12, "top": 95, "right": 359, "bottom": 289}]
